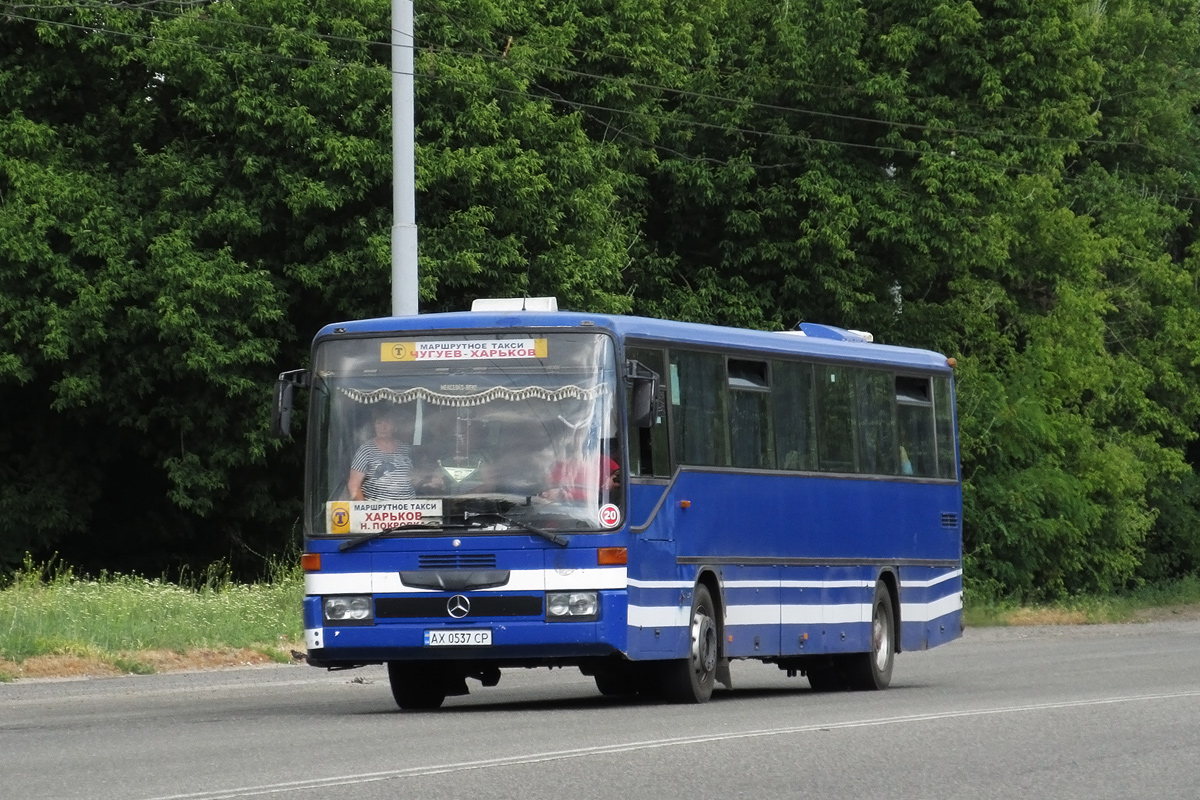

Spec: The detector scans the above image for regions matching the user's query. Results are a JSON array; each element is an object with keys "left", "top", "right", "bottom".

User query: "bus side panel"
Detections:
[
  {"left": 625, "top": 541, "right": 693, "bottom": 659},
  {"left": 794, "top": 478, "right": 962, "bottom": 565},
  {"left": 722, "top": 565, "right": 781, "bottom": 658},
  {"left": 780, "top": 565, "right": 875, "bottom": 656},
  {"left": 898, "top": 566, "right": 964, "bottom": 651},
  {"left": 780, "top": 566, "right": 822, "bottom": 656},
  {"left": 657, "top": 470, "right": 960, "bottom": 566},
  {"left": 631, "top": 469, "right": 962, "bottom": 661},
  {"left": 625, "top": 483, "right": 692, "bottom": 661},
  {"left": 628, "top": 480, "right": 670, "bottom": 534}
]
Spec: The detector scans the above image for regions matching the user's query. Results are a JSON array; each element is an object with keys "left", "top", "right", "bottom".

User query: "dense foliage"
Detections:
[{"left": 2, "top": 0, "right": 1199, "bottom": 599}]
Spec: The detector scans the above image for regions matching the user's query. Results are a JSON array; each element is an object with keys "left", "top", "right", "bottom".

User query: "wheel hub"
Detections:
[
  {"left": 872, "top": 606, "right": 890, "bottom": 671},
  {"left": 692, "top": 613, "right": 717, "bottom": 673}
]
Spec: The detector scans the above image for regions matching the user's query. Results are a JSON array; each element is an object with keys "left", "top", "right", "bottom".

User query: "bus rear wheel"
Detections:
[
  {"left": 845, "top": 582, "right": 895, "bottom": 691},
  {"left": 806, "top": 662, "right": 845, "bottom": 692},
  {"left": 387, "top": 662, "right": 448, "bottom": 710},
  {"left": 661, "top": 585, "right": 718, "bottom": 703}
]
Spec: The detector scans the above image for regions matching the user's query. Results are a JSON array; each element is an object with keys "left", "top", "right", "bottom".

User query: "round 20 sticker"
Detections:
[{"left": 598, "top": 504, "right": 621, "bottom": 529}]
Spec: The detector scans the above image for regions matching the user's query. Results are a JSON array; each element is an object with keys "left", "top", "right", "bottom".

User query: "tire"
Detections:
[
  {"left": 387, "top": 662, "right": 447, "bottom": 710},
  {"left": 594, "top": 670, "right": 637, "bottom": 697},
  {"left": 844, "top": 581, "right": 896, "bottom": 691},
  {"left": 661, "top": 584, "right": 719, "bottom": 703},
  {"left": 806, "top": 662, "right": 845, "bottom": 692}
]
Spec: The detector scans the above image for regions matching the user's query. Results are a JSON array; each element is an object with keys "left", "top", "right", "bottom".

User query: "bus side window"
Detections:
[
  {"left": 670, "top": 350, "right": 729, "bottom": 468},
  {"left": 815, "top": 365, "right": 857, "bottom": 472},
  {"left": 896, "top": 375, "right": 935, "bottom": 477},
  {"left": 728, "top": 359, "right": 773, "bottom": 469},
  {"left": 626, "top": 346, "right": 671, "bottom": 477},
  {"left": 933, "top": 376, "right": 958, "bottom": 479},
  {"left": 772, "top": 360, "right": 816, "bottom": 471},
  {"left": 857, "top": 369, "right": 899, "bottom": 475}
]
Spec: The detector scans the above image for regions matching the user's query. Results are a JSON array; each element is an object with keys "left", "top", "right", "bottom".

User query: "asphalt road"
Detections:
[{"left": 2, "top": 620, "right": 1198, "bottom": 800}]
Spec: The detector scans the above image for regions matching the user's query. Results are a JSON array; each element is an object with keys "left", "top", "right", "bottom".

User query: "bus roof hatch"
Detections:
[
  {"left": 471, "top": 297, "right": 559, "bottom": 312},
  {"left": 790, "top": 323, "right": 874, "bottom": 342}
]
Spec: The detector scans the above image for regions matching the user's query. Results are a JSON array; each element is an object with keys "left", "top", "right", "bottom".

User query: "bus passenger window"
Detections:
[
  {"left": 728, "top": 359, "right": 773, "bottom": 469},
  {"left": 815, "top": 365, "right": 856, "bottom": 472},
  {"left": 857, "top": 370, "right": 898, "bottom": 476},
  {"left": 895, "top": 375, "right": 935, "bottom": 477},
  {"left": 772, "top": 361, "right": 815, "bottom": 470},
  {"left": 670, "top": 350, "right": 728, "bottom": 467},
  {"left": 933, "top": 377, "right": 958, "bottom": 479}
]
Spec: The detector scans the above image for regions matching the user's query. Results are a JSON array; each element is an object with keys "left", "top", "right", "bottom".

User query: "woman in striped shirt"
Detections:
[{"left": 348, "top": 404, "right": 415, "bottom": 500}]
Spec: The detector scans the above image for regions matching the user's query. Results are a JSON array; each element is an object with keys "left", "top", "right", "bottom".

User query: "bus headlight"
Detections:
[
  {"left": 323, "top": 595, "right": 373, "bottom": 624},
  {"left": 546, "top": 591, "right": 598, "bottom": 621}
]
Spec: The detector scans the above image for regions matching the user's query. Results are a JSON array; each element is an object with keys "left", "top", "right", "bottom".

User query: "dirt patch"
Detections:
[
  {"left": 1130, "top": 604, "right": 1200, "bottom": 623},
  {"left": 1003, "top": 608, "right": 1090, "bottom": 625},
  {"left": 987, "top": 603, "right": 1200, "bottom": 627},
  {"left": 0, "top": 647, "right": 302, "bottom": 681}
]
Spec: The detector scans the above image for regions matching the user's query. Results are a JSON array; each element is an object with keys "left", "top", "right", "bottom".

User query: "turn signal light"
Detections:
[
  {"left": 300, "top": 553, "right": 321, "bottom": 572},
  {"left": 597, "top": 547, "right": 627, "bottom": 566}
]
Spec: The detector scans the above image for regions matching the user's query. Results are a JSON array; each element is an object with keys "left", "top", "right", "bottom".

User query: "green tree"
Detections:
[
  {"left": 606, "top": 0, "right": 1200, "bottom": 598},
  {"left": 3, "top": 0, "right": 1200, "bottom": 598},
  {"left": 0, "top": 0, "right": 640, "bottom": 574}
]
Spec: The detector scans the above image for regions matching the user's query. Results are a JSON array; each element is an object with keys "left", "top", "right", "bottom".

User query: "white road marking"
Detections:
[{"left": 138, "top": 689, "right": 1200, "bottom": 800}]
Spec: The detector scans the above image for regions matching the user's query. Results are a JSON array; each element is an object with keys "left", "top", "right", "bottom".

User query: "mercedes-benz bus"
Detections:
[{"left": 272, "top": 298, "right": 962, "bottom": 709}]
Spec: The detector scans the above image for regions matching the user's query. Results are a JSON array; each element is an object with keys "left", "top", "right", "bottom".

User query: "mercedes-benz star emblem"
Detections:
[{"left": 447, "top": 595, "right": 470, "bottom": 618}]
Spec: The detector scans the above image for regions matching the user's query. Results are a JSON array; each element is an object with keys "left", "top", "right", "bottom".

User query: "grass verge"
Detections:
[
  {"left": 963, "top": 575, "right": 1200, "bottom": 627},
  {"left": 0, "top": 557, "right": 304, "bottom": 681}
]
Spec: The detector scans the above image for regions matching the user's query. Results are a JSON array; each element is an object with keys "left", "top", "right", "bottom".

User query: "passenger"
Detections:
[
  {"left": 541, "top": 416, "right": 620, "bottom": 503},
  {"left": 348, "top": 403, "right": 416, "bottom": 500}
]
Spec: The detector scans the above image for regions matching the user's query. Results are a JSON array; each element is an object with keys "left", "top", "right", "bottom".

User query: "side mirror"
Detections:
[
  {"left": 626, "top": 360, "right": 659, "bottom": 429},
  {"left": 271, "top": 369, "right": 309, "bottom": 439},
  {"left": 631, "top": 377, "right": 657, "bottom": 429}
]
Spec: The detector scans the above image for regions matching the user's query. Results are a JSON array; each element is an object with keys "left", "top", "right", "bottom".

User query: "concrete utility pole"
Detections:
[{"left": 392, "top": 0, "right": 418, "bottom": 317}]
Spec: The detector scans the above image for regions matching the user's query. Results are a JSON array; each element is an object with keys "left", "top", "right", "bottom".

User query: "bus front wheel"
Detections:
[
  {"left": 387, "top": 661, "right": 448, "bottom": 710},
  {"left": 661, "top": 584, "right": 718, "bottom": 703}
]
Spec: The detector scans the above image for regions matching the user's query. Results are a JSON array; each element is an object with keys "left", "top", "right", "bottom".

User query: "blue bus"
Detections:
[{"left": 272, "top": 298, "right": 962, "bottom": 708}]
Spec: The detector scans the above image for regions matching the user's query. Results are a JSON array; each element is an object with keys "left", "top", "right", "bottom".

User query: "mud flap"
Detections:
[{"left": 716, "top": 658, "right": 733, "bottom": 690}]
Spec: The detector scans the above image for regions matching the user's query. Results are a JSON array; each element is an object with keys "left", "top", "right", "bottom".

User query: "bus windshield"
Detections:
[{"left": 306, "top": 332, "right": 622, "bottom": 538}]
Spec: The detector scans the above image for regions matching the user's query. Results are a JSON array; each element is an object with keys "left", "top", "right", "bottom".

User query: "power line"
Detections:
[
  {"left": 3, "top": 0, "right": 1151, "bottom": 151},
  {"left": 3, "top": 5, "right": 1197, "bottom": 202}
]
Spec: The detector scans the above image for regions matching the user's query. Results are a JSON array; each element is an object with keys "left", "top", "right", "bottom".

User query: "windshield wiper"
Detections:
[
  {"left": 464, "top": 513, "right": 568, "bottom": 547},
  {"left": 338, "top": 522, "right": 443, "bottom": 552}
]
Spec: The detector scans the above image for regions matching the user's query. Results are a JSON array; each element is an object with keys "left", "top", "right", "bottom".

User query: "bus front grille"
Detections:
[{"left": 375, "top": 595, "right": 542, "bottom": 618}]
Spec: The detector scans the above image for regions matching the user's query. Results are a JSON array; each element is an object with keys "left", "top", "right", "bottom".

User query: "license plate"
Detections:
[{"left": 424, "top": 629, "right": 492, "bottom": 647}]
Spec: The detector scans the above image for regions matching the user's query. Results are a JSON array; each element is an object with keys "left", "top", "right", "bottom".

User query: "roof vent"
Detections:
[
  {"left": 471, "top": 297, "right": 559, "bottom": 312},
  {"left": 795, "top": 323, "right": 873, "bottom": 343}
]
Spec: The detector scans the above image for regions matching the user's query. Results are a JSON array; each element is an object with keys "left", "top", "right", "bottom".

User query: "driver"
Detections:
[{"left": 347, "top": 403, "right": 416, "bottom": 500}]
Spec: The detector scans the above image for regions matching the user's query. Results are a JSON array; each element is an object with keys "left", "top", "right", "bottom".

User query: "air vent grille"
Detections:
[
  {"left": 940, "top": 513, "right": 960, "bottom": 529},
  {"left": 418, "top": 553, "right": 497, "bottom": 569}
]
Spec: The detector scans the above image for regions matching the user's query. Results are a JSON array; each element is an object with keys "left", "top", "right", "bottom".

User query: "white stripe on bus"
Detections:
[
  {"left": 630, "top": 597, "right": 961, "bottom": 630},
  {"left": 305, "top": 568, "right": 627, "bottom": 594},
  {"left": 900, "top": 568, "right": 964, "bottom": 588}
]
